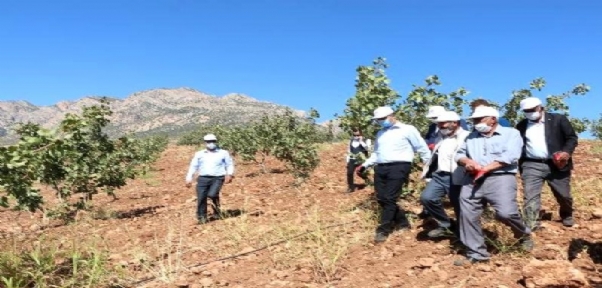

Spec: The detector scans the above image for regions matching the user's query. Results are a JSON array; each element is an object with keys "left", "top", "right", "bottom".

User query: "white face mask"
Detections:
[
  {"left": 206, "top": 143, "right": 216, "bottom": 150},
  {"left": 474, "top": 123, "right": 492, "bottom": 133},
  {"left": 525, "top": 111, "right": 541, "bottom": 121},
  {"left": 439, "top": 128, "right": 453, "bottom": 136}
]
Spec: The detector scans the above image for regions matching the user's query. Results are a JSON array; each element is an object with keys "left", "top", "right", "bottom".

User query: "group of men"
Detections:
[
  {"left": 183, "top": 96, "right": 578, "bottom": 265},
  {"left": 348, "top": 98, "right": 577, "bottom": 265}
]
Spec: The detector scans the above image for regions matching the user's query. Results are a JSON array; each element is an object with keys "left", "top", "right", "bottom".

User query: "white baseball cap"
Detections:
[
  {"left": 372, "top": 106, "right": 395, "bottom": 119},
  {"left": 469, "top": 106, "right": 499, "bottom": 119},
  {"left": 520, "top": 97, "right": 543, "bottom": 110},
  {"left": 203, "top": 134, "right": 217, "bottom": 141},
  {"left": 435, "top": 111, "right": 461, "bottom": 122},
  {"left": 426, "top": 106, "right": 446, "bottom": 118}
]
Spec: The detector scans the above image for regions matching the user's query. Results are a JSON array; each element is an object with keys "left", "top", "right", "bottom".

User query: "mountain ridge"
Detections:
[{"left": 0, "top": 87, "right": 307, "bottom": 144}]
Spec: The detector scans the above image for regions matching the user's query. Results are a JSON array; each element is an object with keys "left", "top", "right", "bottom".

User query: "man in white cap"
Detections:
[
  {"left": 453, "top": 106, "right": 533, "bottom": 265},
  {"left": 419, "top": 111, "right": 469, "bottom": 238},
  {"left": 356, "top": 106, "right": 431, "bottom": 242},
  {"left": 424, "top": 106, "right": 470, "bottom": 149},
  {"left": 515, "top": 97, "right": 578, "bottom": 228},
  {"left": 185, "top": 133, "right": 235, "bottom": 224}
]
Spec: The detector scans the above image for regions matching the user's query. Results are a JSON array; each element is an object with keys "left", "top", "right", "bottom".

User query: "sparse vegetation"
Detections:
[{"left": 0, "top": 57, "right": 600, "bottom": 287}]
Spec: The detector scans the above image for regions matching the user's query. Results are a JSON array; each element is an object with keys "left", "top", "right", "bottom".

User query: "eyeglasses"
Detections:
[
  {"left": 205, "top": 140, "right": 217, "bottom": 143},
  {"left": 522, "top": 108, "right": 537, "bottom": 113}
]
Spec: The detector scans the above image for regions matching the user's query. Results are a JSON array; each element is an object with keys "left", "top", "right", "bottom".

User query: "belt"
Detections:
[
  {"left": 377, "top": 161, "right": 411, "bottom": 166},
  {"left": 487, "top": 172, "right": 516, "bottom": 176},
  {"left": 523, "top": 158, "right": 550, "bottom": 163},
  {"left": 435, "top": 171, "right": 451, "bottom": 176},
  {"left": 199, "top": 175, "right": 225, "bottom": 178}
]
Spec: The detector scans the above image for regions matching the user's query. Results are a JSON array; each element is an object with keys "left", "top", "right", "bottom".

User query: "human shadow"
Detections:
[
  {"left": 115, "top": 205, "right": 165, "bottom": 219},
  {"left": 568, "top": 238, "right": 602, "bottom": 264},
  {"left": 208, "top": 208, "right": 264, "bottom": 222}
]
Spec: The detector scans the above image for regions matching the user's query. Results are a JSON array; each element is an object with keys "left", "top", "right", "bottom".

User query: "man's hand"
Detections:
[
  {"left": 463, "top": 159, "right": 482, "bottom": 173},
  {"left": 355, "top": 165, "right": 366, "bottom": 176},
  {"left": 225, "top": 175, "right": 233, "bottom": 184},
  {"left": 555, "top": 151, "right": 570, "bottom": 161},
  {"left": 428, "top": 143, "right": 435, "bottom": 151},
  {"left": 185, "top": 182, "right": 192, "bottom": 188}
]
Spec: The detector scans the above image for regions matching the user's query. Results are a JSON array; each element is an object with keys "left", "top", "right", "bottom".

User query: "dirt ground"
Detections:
[{"left": 1, "top": 141, "right": 602, "bottom": 288}]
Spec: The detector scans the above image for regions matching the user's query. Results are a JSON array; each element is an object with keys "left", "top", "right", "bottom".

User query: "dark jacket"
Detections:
[{"left": 515, "top": 112, "right": 578, "bottom": 171}]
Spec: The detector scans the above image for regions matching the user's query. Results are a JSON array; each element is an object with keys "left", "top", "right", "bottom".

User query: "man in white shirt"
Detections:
[
  {"left": 356, "top": 106, "right": 431, "bottom": 242},
  {"left": 345, "top": 128, "right": 372, "bottom": 193},
  {"left": 515, "top": 97, "right": 578, "bottom": 228},
  {"left": 419, "top": 111, "right": 469, "bottom": 238},
  {"left": 185, "top": 134, "right": 235, "bottom": 224}
]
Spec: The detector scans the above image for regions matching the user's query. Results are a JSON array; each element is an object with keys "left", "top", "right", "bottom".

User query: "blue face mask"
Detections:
[{"left": 378, "top": 119, "right": 393, "bottom": 128}]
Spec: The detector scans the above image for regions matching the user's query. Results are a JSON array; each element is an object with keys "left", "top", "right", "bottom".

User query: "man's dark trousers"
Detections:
[
  {"left": 374, "top": 162, "right": 412, "bottom": 234},
  {"left": 420, "top": 171, "right": 461, "bottom": 232},
  {"left": 196, "top": 176, "right": 225, "bottom": 221},
  {"left": 347, "top": 159, "right": 367, "bottom": 190}
]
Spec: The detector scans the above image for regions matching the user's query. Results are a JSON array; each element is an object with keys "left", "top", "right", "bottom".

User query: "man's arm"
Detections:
[
  {"left": 483, "top": 129, "right": 523, "bottom": 172},
  {"left": 559, "top": 114, "right": 578, "bottom": 155},
  {"left": 361, "top": 139, "right": 378, "bottom": 167},
  {"left": 408, "top": 126, "right": 431, "bottom": 164},
  {"left": 224, "top": 151, "right": 235, "bottom": 183},
  {"left": 185, "top": 152, "right": 201, "bottom": 183}
]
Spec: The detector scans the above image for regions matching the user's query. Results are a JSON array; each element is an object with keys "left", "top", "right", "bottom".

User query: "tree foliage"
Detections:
[
  {"left": 178, "top": 109, "right": 321, "bottom": 183},
  {"left": 590, "top": 114, "right": 602, "bottom": 140},
  {"left": 336, "top": 57, "right": 399, "bottom": 137},
  {"left": 0, "top": 98, "right": 168, "bottom": 214}
]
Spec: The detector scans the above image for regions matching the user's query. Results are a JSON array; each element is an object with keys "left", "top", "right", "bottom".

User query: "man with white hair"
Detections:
[
  {"left": 356, "top": 106, "right": 431, "bottom": 242},
  {"left": 516, "top": 97, "right": 578, "bottom": 228},
  {"left": 424, "top": 106, "right": 469, "bottom": 149},
  {"left": 186, "top": 134, "right": 235, "bottom": 224},
  {"left": 419, "top": 111, "right": 469, "bottom": 238},
  {"left": 453, "top": 106, "right": 533, "bottom": 265}
]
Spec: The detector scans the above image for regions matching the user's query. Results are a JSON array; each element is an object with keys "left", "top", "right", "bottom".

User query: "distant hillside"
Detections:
[{"left": 0, "top": 87, "right": 305, "bottom": 144}]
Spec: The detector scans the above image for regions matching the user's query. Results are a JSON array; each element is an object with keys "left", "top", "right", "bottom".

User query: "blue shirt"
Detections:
[
  {"left": 454, "top": 125, "right": 523, "bottom": 174},
  {"left": 363, "top": 122, "right": 431, "bottom": 167},
  {"left": 185, "top": 148, "right": 235, "bottom": 182}
]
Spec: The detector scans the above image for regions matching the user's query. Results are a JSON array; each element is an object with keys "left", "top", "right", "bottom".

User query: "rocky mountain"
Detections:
[{"left": 0, "top": 87, "right": 305, "bottom": 144}]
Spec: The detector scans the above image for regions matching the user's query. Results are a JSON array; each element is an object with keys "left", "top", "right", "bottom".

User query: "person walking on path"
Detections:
[
  {"left": 185, "top": 134, "right": 235, "bottom": 224},
  {"left": 453, "top": 106, "right": 533, "bottom": 265},
  {"left": 345, "top": 128, "right": 372, "bottom": 193},
  {"left": 419, "top": 111, "right": 469, "bottom": 238},
  {"left": 515, "top": 97, "right": 578, "bottom": 229},
  {"left": 356, "top": 106, "right": 431, "bottom": 242}
]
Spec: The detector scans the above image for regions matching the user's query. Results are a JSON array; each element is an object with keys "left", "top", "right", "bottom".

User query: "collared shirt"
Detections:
[
  {"left": 436, "top": 128, "right": 468, "bottom": 173},
  {"left": 363, "top": 122, "right": 431, "bottom": 167},
  {"left": 455, "top": 125, "right": 523, "bottom": 174},
  {"left": 185, "top": 148, "right": 234, "bottom": 182},
  {"left": 525, "top": 113, "right": 549, "bottom": 159}
]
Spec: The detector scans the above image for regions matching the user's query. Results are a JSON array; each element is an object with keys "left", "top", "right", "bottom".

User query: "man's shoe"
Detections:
[
  {"left": 562, "top": 216, "right": 574, "bottom": 227},
  {"left": 197, "top": 218, "right": 208, "bottom": 224},
  {"left": 418, "top": 210, "right": 430, "bottom": 220},
  {"left": 427, "top": 227, "right": 452, "bottom": 238},
  {"left": 453, "top": 257, "right": 488, "bottom": 266},
  {"left": 520, "top": 237, "right": 535, "bottom": 252},
  {"left": 374, "top": 232, "right": 388, "bottom": 243},
  {"left": 346, "top": 187, "right": 355, "bottom": 193}
]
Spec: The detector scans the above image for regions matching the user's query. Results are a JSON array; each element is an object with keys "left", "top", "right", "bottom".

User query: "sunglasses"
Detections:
[{"left": 205, "top": 140, "right": 217, "bottom": 143}]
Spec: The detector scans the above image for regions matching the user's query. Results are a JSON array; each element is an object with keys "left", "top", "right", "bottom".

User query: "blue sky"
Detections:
[{"left": 1, "top": 0, "right": 601, "bottom": 136}]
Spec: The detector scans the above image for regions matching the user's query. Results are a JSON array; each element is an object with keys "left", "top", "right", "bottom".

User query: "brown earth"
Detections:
[{"left": 1, "top": 141, "right": 602, "bottom": 288}]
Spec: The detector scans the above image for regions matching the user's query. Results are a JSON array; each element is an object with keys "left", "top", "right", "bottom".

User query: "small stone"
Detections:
[
  {"left": 477, "top": 265, "right": 492, "bottom": 272},
  {"left": 592, "top": 209, "right": 602, "bottom": 219},
  {"left": 417, "top": 257, "right": 435, "bottom": 268},
  {"left": 29, "top": 224, "right": 40, "bottom": 232},
  {"left": 199, "top": 278, "right": 213, "bottom": 287},
  {"left": 201, "top": 270, "right": 212, "bottom": 277}
]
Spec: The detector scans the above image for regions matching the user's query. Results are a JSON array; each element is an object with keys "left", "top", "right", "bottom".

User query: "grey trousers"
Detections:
[
  {"left": 459, "top": 174, "right": 531, "bottom": 260},
  {"left": 521, "top": 161, "right": 572, "bottom": 227}
]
